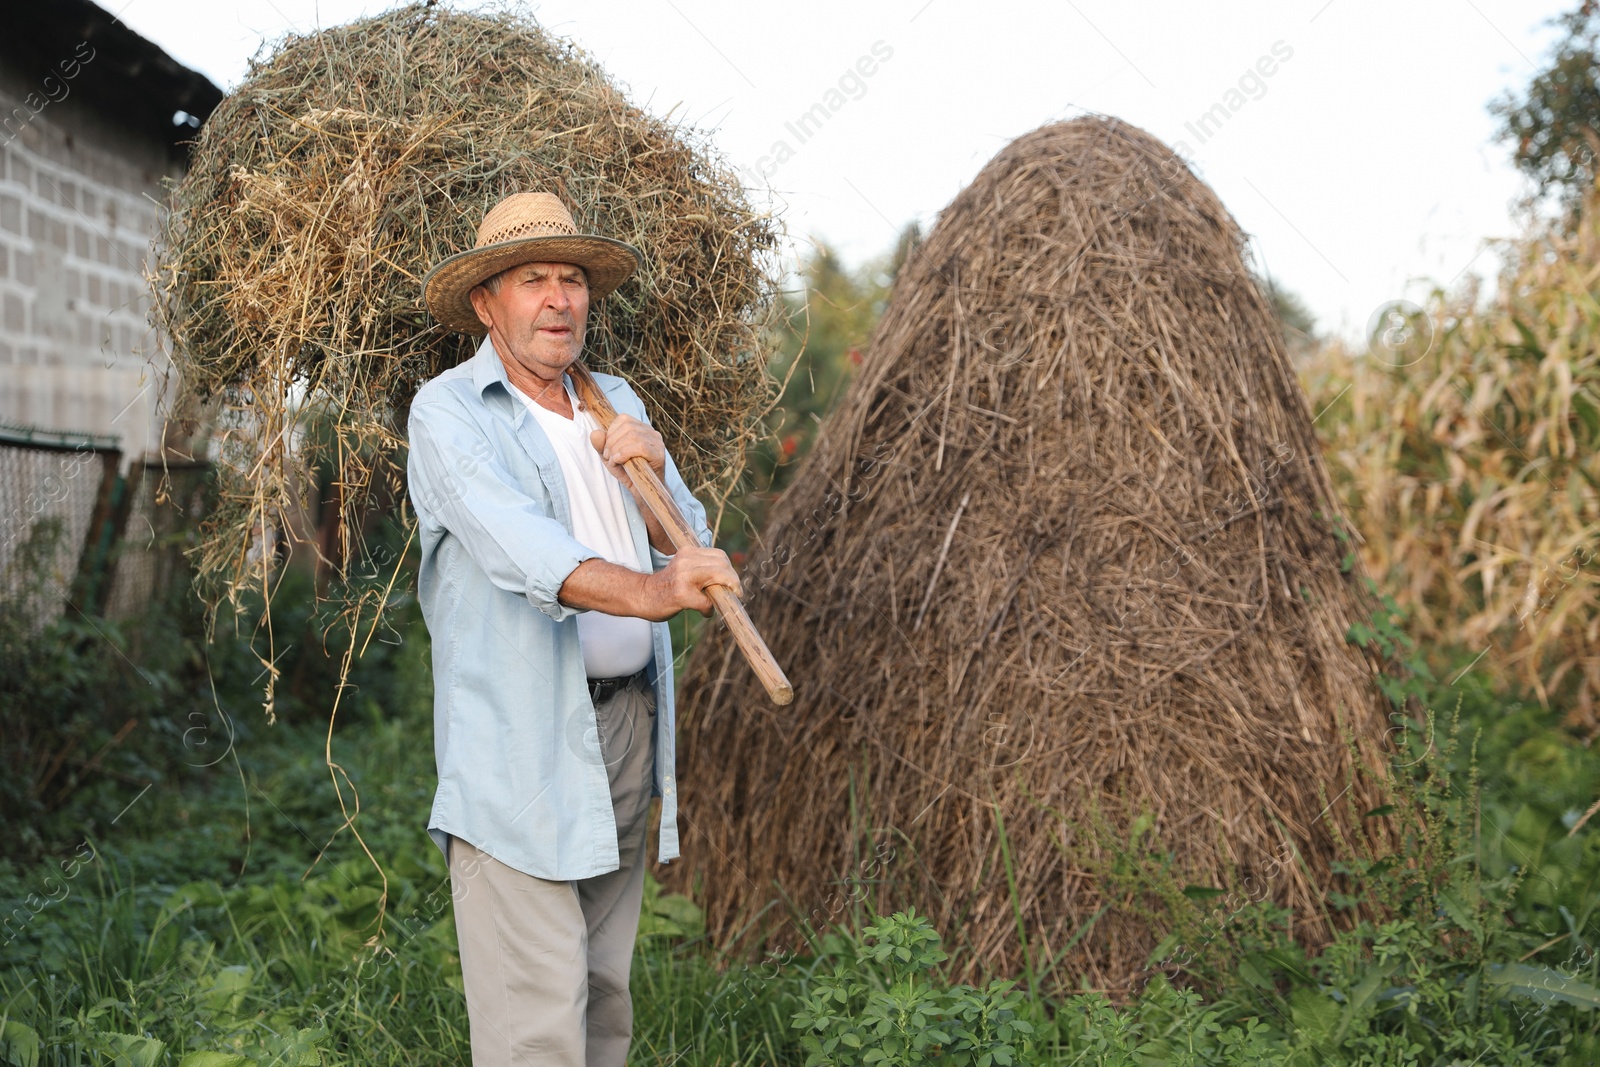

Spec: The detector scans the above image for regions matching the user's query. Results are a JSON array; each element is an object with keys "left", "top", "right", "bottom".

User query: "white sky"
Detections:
[{"left": 114, "top": 0, "right": 1566, "bottom": 343}]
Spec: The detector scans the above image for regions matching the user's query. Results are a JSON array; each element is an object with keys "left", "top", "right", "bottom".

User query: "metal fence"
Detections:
[
  {"left": 102, "top": 458, "right": 211, "bottom": 620},
  {"left": 0, "top": 423, "right": 119, "bottom": 628},
  {"left": 0, "top": 421, "right": 208, "bottom": 628}
]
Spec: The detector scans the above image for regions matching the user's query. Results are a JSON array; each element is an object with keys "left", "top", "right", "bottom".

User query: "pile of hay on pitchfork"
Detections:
[
  {"left": 152, "top": 3, "right": 780, "bottom": 699},
  {"left": 667, "top": 116, "right": 1402, "bottom": 995}
]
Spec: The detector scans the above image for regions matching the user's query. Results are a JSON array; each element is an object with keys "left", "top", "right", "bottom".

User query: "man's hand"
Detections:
[
  {"left": 559, "top": 546, "right": 741, "bottom": 622},
  {"left": 645, "top": 545, "right": 741, "bottom": 617},
  {"left": 589, "top": 414, "right": 664, "bottom": 482}
]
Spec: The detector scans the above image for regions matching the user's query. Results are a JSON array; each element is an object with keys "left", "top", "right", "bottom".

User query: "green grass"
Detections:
[
  {"left": 5, "top": 588, "right": 1600, "bottom": 1064},
  {"left": 0, "top": 680, "right": 809, "bottom": 1065}
]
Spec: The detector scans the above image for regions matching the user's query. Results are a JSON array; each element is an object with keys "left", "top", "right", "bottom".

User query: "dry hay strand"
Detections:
[
  {"left": 153, "top": 3, "right": 780, "bottom": 708},
  {"left": 667, "top": 117, "right": 1402, "bottom": 995}
]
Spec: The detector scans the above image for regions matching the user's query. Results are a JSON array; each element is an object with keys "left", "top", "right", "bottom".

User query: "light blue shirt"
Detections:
[{"left": 407, "top": 338, "right": 711, "bottom": 880}]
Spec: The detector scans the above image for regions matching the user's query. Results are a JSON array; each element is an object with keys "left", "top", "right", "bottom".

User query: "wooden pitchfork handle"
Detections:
[{"left": 567, "top": 362, "right": 794, "bottom": 706}]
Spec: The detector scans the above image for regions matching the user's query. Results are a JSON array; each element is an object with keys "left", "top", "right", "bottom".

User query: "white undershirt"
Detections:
[{"left": 515, "top": 377, "right": 655, "bottom": 680}]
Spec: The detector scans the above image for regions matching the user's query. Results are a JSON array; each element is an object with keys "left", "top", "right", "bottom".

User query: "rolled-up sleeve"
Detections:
[{"left": 409, "top": 398, "right": 597, "bottom": 621}]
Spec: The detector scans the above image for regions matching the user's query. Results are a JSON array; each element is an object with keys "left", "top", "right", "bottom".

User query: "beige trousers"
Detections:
[{"left": 448, "top": 679, "right": 656, "bottom": 1067}]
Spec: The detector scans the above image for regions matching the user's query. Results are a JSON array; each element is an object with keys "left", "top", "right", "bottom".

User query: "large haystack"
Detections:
[
  {"left": 153, "top": 5, "right": 777, "bottom": 666},
  {"left": 668, "top": 117, "right": 1399, "bottom": 993}
]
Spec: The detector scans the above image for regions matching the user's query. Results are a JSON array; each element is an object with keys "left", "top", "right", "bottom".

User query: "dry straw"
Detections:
[
  {"left": 667, "top": 117, "right": 1401, "bottom": 994},
  {"left": 152, "top": 4, "right": 780, "bottom": 716}
]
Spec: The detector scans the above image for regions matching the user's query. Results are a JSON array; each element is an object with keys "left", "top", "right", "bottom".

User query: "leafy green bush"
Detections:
[
  {"left": 793, "top": 908, "right": 1033, "bottom": 1066},
  {"left": 0, "top": 519, "right": 199, "bottom": 858},
  {"left": 0, "top": 507, "right": 430, "bottom": 867}
]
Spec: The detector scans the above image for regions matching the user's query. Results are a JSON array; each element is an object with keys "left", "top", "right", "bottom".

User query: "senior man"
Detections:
[{"left": 409, "top": 191, "right": 738, "bottom": 1067}]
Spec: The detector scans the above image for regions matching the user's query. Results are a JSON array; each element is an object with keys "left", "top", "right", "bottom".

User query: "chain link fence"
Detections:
[
  {"left": 0, "top": 423, "right": 120, "bottom": 628},
  {"left": 102, "top": 459, "right": 212, "bottom": 621},
  {"left": 0, "top": 421, "right": 209, "bottom": 628}
]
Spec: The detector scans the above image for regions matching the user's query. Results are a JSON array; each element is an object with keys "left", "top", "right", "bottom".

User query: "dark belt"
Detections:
[{"left": 588, "top": 669, "right": 647, "bottom": 706}]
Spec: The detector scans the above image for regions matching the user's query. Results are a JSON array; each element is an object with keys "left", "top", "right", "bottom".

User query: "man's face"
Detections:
[{"left": 469, "top": 261, "right": 590, "bottom": 381}]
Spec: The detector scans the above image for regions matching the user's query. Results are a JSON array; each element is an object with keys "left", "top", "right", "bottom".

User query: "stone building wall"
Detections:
[{"left": 0, "top": 60, "right": 181, "bottom": 460}]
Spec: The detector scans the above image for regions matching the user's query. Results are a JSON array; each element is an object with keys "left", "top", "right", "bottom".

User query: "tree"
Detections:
[
  {"left": 1259, "top": 274, "right": 1319, "bottom": 360},
  {"left": 1491, "top": 1, "right": 1600, "bottom": 225},
  {"left": 726, "top": 230, "right": 918, "bottom": 546}
]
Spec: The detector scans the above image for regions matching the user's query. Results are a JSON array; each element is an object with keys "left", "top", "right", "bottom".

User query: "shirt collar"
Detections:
[
  {"left": 470, "top": 335, "right": 508, "bottom": 397},
  {"left": 467, "top": 337, "right": 585, "bottom": 428}
]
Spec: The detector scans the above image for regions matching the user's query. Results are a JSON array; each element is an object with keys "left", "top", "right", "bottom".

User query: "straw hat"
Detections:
[{"left": 423, "top": 192, "right": 641, "bottom": 333}]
